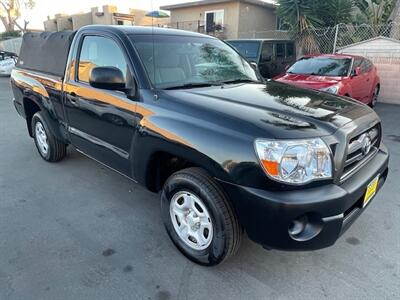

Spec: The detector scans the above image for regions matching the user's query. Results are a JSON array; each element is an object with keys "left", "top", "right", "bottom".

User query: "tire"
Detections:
[
  {"left": 31, "top": 112, "right": 67, "bottom": 162},
  {"left": 369, "top": 86, "right": 379, "bottom": 108},
  {"left": 161, "top": 167, "right": 242, "bottom": 266}
]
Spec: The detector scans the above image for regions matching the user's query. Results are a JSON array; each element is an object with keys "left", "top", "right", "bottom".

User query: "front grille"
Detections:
[{"left": 341, "top": 124, "right": 381, "bottom": 181}]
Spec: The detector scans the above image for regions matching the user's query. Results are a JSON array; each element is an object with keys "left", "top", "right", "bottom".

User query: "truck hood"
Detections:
[
  {"left": 161, "top": 81, "right": 375, "bottom": 139},
  {"left": 274, "top": 73, "right": 344, "bottom": 90}
]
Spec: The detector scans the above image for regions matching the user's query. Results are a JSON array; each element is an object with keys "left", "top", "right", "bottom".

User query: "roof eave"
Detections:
[{"left": 160, "top": 0, "right": 277, "bottom": 11}]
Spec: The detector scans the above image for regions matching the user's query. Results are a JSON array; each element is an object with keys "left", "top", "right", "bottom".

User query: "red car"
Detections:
[{"left": 274, "top": 54, "right": 380, "bottom": 107}]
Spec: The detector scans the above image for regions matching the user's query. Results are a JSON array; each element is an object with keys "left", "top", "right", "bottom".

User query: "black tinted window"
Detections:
[
  {"left": 286, "top": 43, "right": 295, "bottom": 58},
  {"left": 78, "top": 36, "right": 127, "bottom": 83},
  {"left": 261, "top": 42, "right": 273, "bottom": 62},
  {"left": 227, "top": 41, "right": 260, "bottom": 59},
  {"left": 276, "top": 43, "right": 285, "bottom": 58},
  {"left": 287, "top": 57, "right": 351, "bottom": 76}
]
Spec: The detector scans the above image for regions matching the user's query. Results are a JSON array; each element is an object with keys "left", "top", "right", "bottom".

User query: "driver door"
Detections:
[
  {"left": 350, "top": 58, "right": 365, "bottom": 102},
  {"left": 258, "top": 42, "right": 273, "bottom": 78},
  {"left": 64, "top": 34, "right": 137, "bottom": 176}
]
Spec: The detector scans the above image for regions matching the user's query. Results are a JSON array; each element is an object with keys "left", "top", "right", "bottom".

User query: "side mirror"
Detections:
[
  {"left": 284, "top": 64, "right": 290, "bottom": 71},
  {"left": 250, "top": 62, "right": 258, "bottom": 70},
  {"left": 353, "top": 67, "right": 361, "bottom": 77},
  {"left": 89, "top": 66, "right": 126, "bottom": 91}
]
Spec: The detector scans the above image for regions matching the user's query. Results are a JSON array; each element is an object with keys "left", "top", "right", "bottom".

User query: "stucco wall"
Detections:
[
  {"left": 72, "top": 13, "right": 92, "bottom": 30},
  {"left": 44, "top": 20, "right": 57, "bottom": 31},
  {"left": 133, "top": 9, "right": 170, "bottom": 26},
  {"left": 237, "top": 2, "right": 276, "bottom": 35},
  {"left": 91, "top": 5, "right": 118, "bottom": 25},
  {"left": 169, "top": 1, "right": 240, "bottom": 39},
  {"left": 55, "top": 16, "right": 73, "bottom": 31},
  {"left": 339, "top": 38, "right": 400, "bottom": 104}
]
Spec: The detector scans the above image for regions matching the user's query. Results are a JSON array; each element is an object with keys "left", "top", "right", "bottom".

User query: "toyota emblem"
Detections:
[{"left": 362, "top": 135, "right": 372, "bottom": 155}]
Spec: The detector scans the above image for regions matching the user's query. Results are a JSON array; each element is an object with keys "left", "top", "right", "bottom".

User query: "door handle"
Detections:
[{"left": 69, "top": 92, "right": 78, "bottom": 103}]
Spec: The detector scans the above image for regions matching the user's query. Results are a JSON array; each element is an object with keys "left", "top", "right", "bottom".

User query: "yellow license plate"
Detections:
[{"left": 363, "top": 175, "right": 380, "bottom": 207}]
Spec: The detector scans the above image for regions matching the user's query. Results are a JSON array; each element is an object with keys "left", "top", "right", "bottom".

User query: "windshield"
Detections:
[
  {"left": 287, "top": 57, "right": 351, "bottom": 76},
  {"left": 131, "top": 35, "right": 259, "bottom": 89},
  {"left": 227, "top": 41, "right": 260, "bottom": 59}
]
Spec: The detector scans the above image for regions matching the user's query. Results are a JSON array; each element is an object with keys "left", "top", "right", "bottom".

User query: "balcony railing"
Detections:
[{"left": 148, "top": 20, "right": 228, "bottom": 39}]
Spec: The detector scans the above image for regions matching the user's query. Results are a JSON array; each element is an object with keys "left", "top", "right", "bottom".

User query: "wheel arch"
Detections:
[
  {"left": 23, "top": 97, "right": 41, "bottom": 137},
  {"left": 22, "top": 95, "right": 67, "bottom": 143},
  {"left": 133, "top": 140, "right": 228, "bottom": 193}
]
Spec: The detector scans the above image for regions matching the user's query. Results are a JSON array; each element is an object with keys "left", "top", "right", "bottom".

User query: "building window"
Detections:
[{"left": 205, "top": 10, "right": 224, "bottom": 33}]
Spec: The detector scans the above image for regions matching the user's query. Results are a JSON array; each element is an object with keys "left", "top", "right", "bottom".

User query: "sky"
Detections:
[{"left": 0, "top": 0, "right": 188, "bottom": 31}]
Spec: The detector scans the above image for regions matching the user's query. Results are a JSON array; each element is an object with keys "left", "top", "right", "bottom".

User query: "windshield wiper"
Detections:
[
  {"left": 218, "top": 78, "right": 261, "bottom": 85},
  {"left": 163, "top": 82, "right": 222, "bottom": 90}
]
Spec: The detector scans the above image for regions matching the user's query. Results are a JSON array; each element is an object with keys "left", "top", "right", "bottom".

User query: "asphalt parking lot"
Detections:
[{"left": 0, "top": 76, "right": 399, "bottom": 300}]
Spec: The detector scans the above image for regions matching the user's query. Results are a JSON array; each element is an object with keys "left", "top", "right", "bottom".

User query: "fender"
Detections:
[
  {"left": 132, "top": 128, "right": 229, "bottom": 191},
  {"left": 12, "top": 69, "right": 68, "bottom": 143}
]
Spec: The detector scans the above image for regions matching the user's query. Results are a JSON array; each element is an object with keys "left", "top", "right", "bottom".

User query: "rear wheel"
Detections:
[
  {"left": 31, "top": 112, "right": 67, "bottom": 162},
  {"left": 370, "top": 86, "right": 379, "bottom": 108},
  {"left": 161, "top": 167, "right": 242, "bottom": 266}
]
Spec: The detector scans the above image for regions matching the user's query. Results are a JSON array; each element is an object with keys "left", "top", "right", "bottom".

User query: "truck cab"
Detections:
[{"left": 226, "top": 39, "right": 296, "bottom": 79}]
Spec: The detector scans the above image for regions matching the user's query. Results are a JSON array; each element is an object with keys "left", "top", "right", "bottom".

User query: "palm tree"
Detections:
[{"left": 354, "top": 0, "right": 397, "bottom": 26}]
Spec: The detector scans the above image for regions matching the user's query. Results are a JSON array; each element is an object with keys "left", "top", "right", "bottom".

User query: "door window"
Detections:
[
  {"left": 78, "top": 36, "right": 128, "bottom": 83},
  {"left": 260, "top": 42, "right": 273, "bottom": 62},
  {"left": 286, "top": 43, "right": 295, "bottom": 58},
  {"left": 361, "top": 59, "right": 372, "bottom": 73},
  {"left": 352, "top": 58, "right": 363, "bottom": 75},
  {"left": 276, "top": 43, "right": 285, "bottom": 58}
]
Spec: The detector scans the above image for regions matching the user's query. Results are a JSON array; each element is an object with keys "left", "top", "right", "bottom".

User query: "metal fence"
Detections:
[
  {"left": 297, "top": 22, "right": 400, "bottom": 55},
  {"left": 0, "top": 37, "right": 22, "bottom": 54},
  {"left": 236, "top": 22, "right": 400, "bottom": 55},
  {"left": 148, "top": 20, "right": 228, "bottom": 39}
]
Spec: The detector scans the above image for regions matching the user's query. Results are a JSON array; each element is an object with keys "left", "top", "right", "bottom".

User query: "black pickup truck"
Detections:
[{"left": 11, "top": 26, "right": 389, "bottom": 266}]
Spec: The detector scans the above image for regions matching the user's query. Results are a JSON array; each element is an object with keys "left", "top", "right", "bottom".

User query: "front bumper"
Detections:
[{"left": 217, "top": 143, "right": 389, "bottom": 251}]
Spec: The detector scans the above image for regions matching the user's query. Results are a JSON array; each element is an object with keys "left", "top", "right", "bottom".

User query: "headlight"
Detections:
[
  {"left": 320, "top": 85, "right": 339, "bottom": 94},
  {"left": 254, "top": 138, "right": 333, "bottom": 184}
]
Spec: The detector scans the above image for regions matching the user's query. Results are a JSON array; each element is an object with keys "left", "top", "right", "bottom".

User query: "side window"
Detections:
[
  {"left": 361, "top": 59, "right": 372, "bottom": 73},
  {"left": 78, "top": 36, "right": 128, "bottom": 83},
  {"left": 260, "top": 42, "right": 273, "bottom": 62},
  {"left": 286, "top": 43, "right": 295, "bottom": 58},
  {"left": 352, "top": 58, "right": 363, "bottom": 74},
  {"left": 276, "top": 43, "right": 285, "bottom": 58}
]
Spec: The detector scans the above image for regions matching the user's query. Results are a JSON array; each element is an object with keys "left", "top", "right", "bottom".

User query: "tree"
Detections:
[
  {"left": 277, "top": 0, "right": 322, "bottom": 34},
  {"left": 0, "top": 0, "right": 35, "bottom": 33},
  {"left": 277, "top": 0, "right": 355, "bottom": 32},
  {"left": 315, "top": 0, "right": 355, "bottom": 27},
  {"left": 277, "top": 0, "right": 355, "bottom": 54},
  {"left": 354, "top": 0, "right": 397, "bottom": 26}
]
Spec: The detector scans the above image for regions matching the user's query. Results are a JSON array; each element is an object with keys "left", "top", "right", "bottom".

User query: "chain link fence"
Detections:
[
  {"left": 237, "top": 23, "right": 400, "bottom": 55},
  {"left": 298, "top": 22, "right": 400, "bottom": 55}
]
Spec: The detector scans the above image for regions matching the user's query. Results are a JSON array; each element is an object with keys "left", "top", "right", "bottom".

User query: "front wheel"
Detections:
[
  {"left": 31, "top": 112, "right": 67, "bottom": 162},
  {"left": 161, "top": 168, "right": 242, "bottom": 266},
  {"left": 369, "top": 86, "right": 379, "bottom": 108}
]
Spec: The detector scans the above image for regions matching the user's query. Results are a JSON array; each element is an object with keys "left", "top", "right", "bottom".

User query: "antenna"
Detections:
[{"left": 151, "top": 0, "right": 156, "bottom": 89}]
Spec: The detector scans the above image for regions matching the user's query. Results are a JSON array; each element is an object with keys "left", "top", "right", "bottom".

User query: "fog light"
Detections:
[
  {"left": 289, "top": 215, "right": 308, "bottom": 236},
  {"left": 288, "top": 213, "right": 323, "bottom": 242}
]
